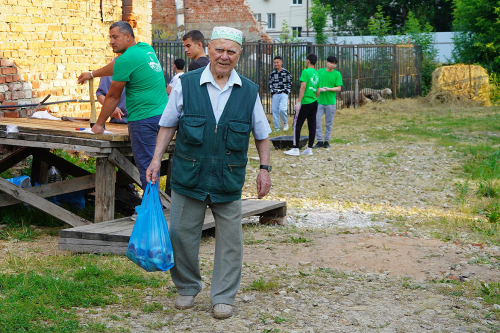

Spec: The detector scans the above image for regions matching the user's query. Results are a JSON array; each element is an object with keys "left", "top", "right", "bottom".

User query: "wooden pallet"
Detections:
[{"left": 59, "top": 199, "right": 286, "bottom": 255}]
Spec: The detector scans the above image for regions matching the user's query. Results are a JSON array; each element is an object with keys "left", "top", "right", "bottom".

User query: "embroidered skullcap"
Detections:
[{"left": 211, "top": 26, "right": 243, "bottom": 45}]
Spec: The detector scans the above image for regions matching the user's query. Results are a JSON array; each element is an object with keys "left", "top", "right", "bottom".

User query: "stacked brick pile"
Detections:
[{"left": 0, "top": 0, "right": 152, "bottom": 118}]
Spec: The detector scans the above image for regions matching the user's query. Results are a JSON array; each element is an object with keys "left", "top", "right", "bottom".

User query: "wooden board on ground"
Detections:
[
  {"left": 59, "top": 199, "right": 287, "bottom": 255},
  {"left": 0, "top": 118, "right": 129, "bottom": 141}
]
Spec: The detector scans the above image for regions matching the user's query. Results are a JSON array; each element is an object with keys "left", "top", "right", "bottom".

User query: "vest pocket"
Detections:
[
  {"left": 182, "top": 116, "right": 206, "bottom": 146},
  {"left": 225, "top": 121, "right": 250, "bottom": 151},
  {"left": 172, "top": 152, "right": 201, "bottom": 188},
  {"left": 223, "top": 160, "right": 247, "bottom": 192}
]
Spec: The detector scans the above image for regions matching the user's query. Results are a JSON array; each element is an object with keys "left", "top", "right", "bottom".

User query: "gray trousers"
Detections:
[
  {"left": 169, "top": 190, "right": 243, "bottom": 306},
  {"left": 315, "top": 104, "right": 336, "bottom": 142}
]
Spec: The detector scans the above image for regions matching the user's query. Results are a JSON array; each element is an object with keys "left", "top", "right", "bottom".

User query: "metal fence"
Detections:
[{"left": 152, "top": 41, "right": 422, "bottom": 114}]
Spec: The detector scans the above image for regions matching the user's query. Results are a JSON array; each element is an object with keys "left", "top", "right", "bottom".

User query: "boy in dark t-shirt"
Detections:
[{"left": 182, "top": 30, "right": 210, "bottom": 71}]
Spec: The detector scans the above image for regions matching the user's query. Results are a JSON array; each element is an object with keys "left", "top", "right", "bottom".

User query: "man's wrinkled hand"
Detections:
[
  {"left": 91, "top": 123, "right": 105, "bottom": 134},
  {"left": 146, "top": 160, "right": 161, "bottom": 184},
  {"left": 111, "top": 107, "right": 124, "bottom": 120},
  {"left": 77, "top": 72, "right": 92, "bottom": 85},
  {"left": 256, "top": 169, "right": 272, "bottom": 198}
]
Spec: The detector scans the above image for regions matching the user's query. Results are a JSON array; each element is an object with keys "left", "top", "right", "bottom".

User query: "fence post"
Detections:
[
  {"left": 257, "top": 40, "right": 262, "bottom": 96},
  {"left": 356, "top": 45, "right": 361, "bottom": 107},
  {"left": 469, "top": 61, "right": 472, "bottom": 99},
  {"left": 355, "top": 79, "right": 359, "bottom": 108},
  {"left": 393, "top": 45, "right": 397, "bottom": 100}
]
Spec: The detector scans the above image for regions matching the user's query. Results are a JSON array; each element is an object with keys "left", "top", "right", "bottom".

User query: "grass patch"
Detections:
[
  {"left": 248, "top": 277, "right": 279, "bottom": 291},
  {"left": 0, "top": 254, "right": 172, "bottom": 332},
  {"left": 0, "top": 224, "right": 41, "bottom": 242}
]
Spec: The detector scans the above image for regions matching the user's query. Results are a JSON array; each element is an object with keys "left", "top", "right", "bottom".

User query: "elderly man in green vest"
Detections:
[{"left": 146, "top": 26, "right": 272, "bottom": 319}]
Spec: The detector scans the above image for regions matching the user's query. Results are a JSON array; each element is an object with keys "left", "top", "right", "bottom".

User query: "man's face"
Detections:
[
  {"left": 183, "top": 38, "right": 203, "bottom": 59},
  {"left": 274, "top": 59, "right": 283, "bottom": 70},
  {"left": 326, "top": 61, "right": 337, "bottom": 71},
  {"left": 208, "top": 39, "right": 242, "bottom": 78},
  {"left": 109, "top": 27, "right": 131, "bottom": 54}
]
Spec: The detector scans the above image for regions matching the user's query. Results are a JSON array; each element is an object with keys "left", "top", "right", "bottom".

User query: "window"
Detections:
[
  {"left": 267, "top": 13, "right": 276, "bottom": 30},
  {"left": 253, "top": 13, "right": 261, "bottom": 22},
  {"left": 292, "top": 26, "right": 302, "bottom": 37},
  {"left": 291, "top": 0, "right": 302, "bottom": 5}
]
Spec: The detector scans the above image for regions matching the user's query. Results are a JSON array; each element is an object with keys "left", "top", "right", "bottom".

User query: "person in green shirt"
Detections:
[
  {"left": 77, "top": 21, "right": 168, "bottom": 199},
  {"left": 285, "top": 53, "right": 319, "bottom": 156},
  {"left": 314, "top": 56, "right": 343, "bottom": 149}
]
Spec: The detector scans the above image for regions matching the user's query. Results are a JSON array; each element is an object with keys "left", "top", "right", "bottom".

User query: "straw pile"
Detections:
[{"left": 427, "top": 64, "right": 491, "bottom": 106}]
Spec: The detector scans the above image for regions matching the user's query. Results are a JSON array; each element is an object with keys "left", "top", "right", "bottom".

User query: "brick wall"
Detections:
[
  {"left": 152, "top": 0, "right": 272, "bottom": 42},
  {"left": 0, "top": 0, "right": 152, "bottom": 118}
]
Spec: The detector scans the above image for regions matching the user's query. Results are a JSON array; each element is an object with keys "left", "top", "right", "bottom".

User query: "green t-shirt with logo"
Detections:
[
  {"left": 112, "top": 42, "right": 168, "bottom": 122},
  {"left": 299, "top": 67, "right": 319, "bottom": 105},
  {"left": 317, "top": 68, "right": 343, "bottom": 105}
]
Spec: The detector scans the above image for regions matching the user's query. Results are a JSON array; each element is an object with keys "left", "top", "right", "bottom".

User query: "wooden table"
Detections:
[{"left": 0, "top": 118, "right": 173, "bottom": 227}]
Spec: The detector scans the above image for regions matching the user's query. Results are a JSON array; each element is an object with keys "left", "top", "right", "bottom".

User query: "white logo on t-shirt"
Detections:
[{"left": 147, "top": 52, "right": 162, "bottom": 72}]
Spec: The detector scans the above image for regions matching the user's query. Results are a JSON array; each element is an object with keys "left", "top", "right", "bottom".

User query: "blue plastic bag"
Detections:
[{"left": 126, "top": 182, "right": 174, "bottom": 272}]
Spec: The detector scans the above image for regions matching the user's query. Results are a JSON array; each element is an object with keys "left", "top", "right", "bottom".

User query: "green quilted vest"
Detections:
[{"left": 171, "top": 68, "right": 258, "bottom": 203}]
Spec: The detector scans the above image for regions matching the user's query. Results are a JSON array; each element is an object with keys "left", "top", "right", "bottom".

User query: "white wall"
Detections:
[{"left": 298, "top": 32, "right": 455, "bottom": 63}]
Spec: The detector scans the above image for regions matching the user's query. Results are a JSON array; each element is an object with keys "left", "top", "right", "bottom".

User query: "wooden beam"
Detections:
[
  {"left": 0, "top": 147, "right": 32, "bottom": 174},
  {"left": 108, "top": 149, "right": 171, "bottom": 208},
  {"left": 94, "top": 158, "right": 115, "bottom": 223},
  {"left": 31, "top": 148, "right": 49, "bottom": 185},
  {"left": 39, "top": 150, "right": 92, "bottom": 178},
  {"left": 0, "top": 177, "right": 90, "bottom": 227},
  {"left": 0, "top": 174, "right": 96, "bottom": 207},
  {"left": 114, "top": 186, "right": 142, "bottom": 207}
]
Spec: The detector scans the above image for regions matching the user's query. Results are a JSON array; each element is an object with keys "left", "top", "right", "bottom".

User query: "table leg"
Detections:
[
  {"left": 95, "top": 157, "right": 115, "bottom": 223},
  {"left": 31, "top": 148, "right": 49, "bottom": 185}
]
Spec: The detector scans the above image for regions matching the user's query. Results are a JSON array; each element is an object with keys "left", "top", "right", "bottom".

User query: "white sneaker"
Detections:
[
  {"left": 301, "top": 147, "right": 313, "bottom": 155},
  {"left": 283, "top": 123, "right": 289, "bottom": 131},
  {"left": 284, "top": 148, "right": 300, "bottom": 156}
]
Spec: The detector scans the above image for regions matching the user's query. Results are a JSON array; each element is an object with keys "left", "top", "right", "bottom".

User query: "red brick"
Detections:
[
  {"left": 0, "top": 94, "right": 4, "bottom": 102},
  {"left": 0, "top": 77, "right": 5, "bottom": 84},
  {"left": 0, "top": 59, "right": 15, "bottom": 66},
  {"left": 12, "top": 74, "right": 21, "bottom": 81},
  {"left": 4, "top": 111, "right": 19, "bottom": 117},
  {"left": 1, "top": 67, "right": 17, "bottom": 75},
  {"left": 5, "top": 75, "right": 13, "bottom": 83}
]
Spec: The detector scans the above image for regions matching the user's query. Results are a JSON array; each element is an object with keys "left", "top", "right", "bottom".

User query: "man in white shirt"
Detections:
[
  {"left": 166, "top": 58, "right": 185, "bottom": 96},
  {"left": 146, "top": 26, "right": 272, "bottom": 319}
]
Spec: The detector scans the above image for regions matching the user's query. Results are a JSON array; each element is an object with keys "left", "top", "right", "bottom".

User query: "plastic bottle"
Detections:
[{"left": 47, "top": 166, "right": 62, "bottom": 183}]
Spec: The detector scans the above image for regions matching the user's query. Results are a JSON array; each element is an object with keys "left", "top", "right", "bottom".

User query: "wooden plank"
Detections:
[
  {"left": 0, "top": 174, "right": 95, "bottom": 207},
  {"left": 39, "top": 150, "right": 92, "bottom": 178},
  {"left": 0, "top": 118, "right": 129, "bottom": 142},
  {"left": 0, "top": 147, "right": 32, "bottom": 174},
  {"left": 94, "top": 157, "right": 115, "bottom": 223},
  {"left": 30, "top": 148, "right": 49, "bottom": 185},
  {"left": 0, "top": 138, "right": 108, "bottom": 153},
  {"left": 108, "top": 149, "right": 171, "bottom": 208},
  {"left": 0, "top": 177, "right": 90, "bottom": 227},
  {"left": 59, "top": 238, "right": 128, "bottom": 255}
]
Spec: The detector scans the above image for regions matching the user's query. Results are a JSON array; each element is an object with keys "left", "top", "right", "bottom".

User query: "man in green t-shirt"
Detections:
[
  {"left": 77, "top": 21, "right": 168, "bottom": 198},
  {"left": 314, "top": 55, "right": 343, "bottom": 149},
  {"left": 284, "top": 53, "right": 319, "bottom": 156}
]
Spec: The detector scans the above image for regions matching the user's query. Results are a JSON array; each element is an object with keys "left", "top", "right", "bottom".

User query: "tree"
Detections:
[
  {"left": 320, "top": 0, "right": 453, "bottom": 36},
  {"left": 308, "top": 0, "right": 331, "bottom": 44},
  {"left": 276, "top": 20, "right": 301, "bottom": 43},
  {"left": 452, "top": 0, "right": 500, "bottom": 72},
  {"left": 367, "top": 5, "right": 392, "bottom": 43}
]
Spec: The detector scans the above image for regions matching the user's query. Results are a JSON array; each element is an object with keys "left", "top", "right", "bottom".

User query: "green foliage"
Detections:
[
  {"left": 54, "top": 150, "right": 96, "bottom": 174},
  {"left": 368, "top": 6, "right": 392, "bottom": 43},
  {"left": 249, "top": 277, "right": 279, "bottom": 291},
  {"left": 276, "top": 20, "right": 301, "bottom": 43},
  {"left": 308, "top": 0, "right": 330, "bottom": 44},
  {"left": 452, "top": 0, "right": 500, "bottom": 73},
  {"left": 320, "top": 0, "right": 452, "bottom": 35},
  {"left": 476, "top": 180, "right": 500, "bottom": 198},
  {"left": 463, "top": 147, "right": 500, "bottom": 180}
]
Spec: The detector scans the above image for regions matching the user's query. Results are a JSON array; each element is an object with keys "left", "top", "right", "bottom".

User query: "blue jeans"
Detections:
[
  {"left": 272, "top": 93, "right": 288, "bottom": 130},
  {"left": 128, "top": 115, "right": 161, "bottom": 189}
]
